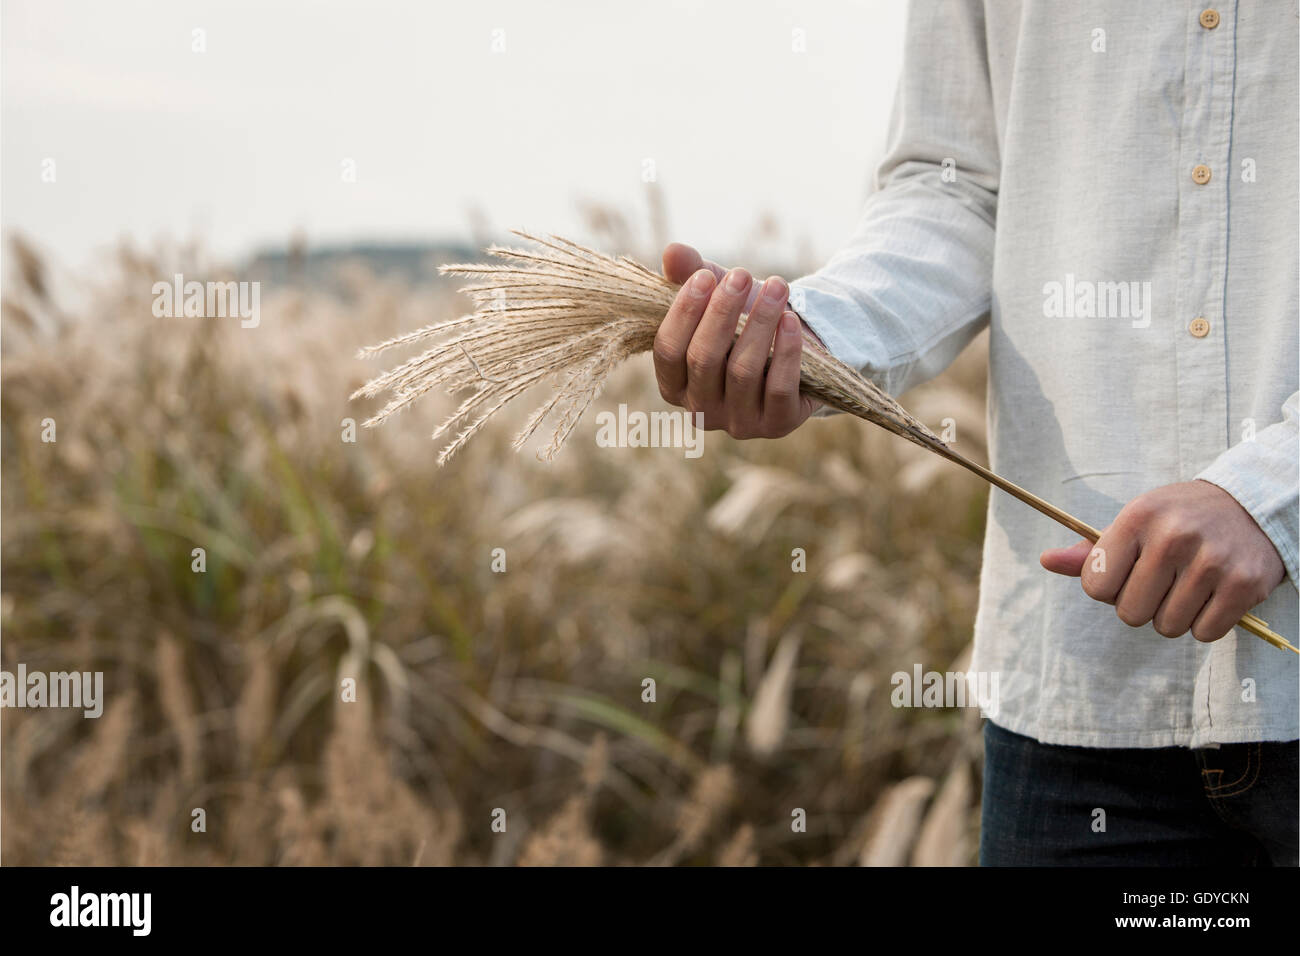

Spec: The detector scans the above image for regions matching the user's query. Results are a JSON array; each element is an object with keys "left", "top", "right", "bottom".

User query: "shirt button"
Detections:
[
  {"left": 1189, "top": 317, "right": 1211, "bottom": 338},
  {"left": 1199, "top": 9, "right": 1220, "bottom": 29},
  {"left": 1192, "top": 164, "right": 1212, "bottom": 184}
]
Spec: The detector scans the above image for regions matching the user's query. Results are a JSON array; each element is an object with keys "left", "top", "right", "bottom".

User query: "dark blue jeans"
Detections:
[{"left": 980, "top": 720, "right": 1299, "bottom": 866}]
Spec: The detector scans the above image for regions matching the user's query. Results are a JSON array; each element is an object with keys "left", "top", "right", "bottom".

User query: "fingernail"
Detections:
[
  {"left": 688, "top": 269, "right": 715, "bottom": 295},
  {"left": 762, "top": 276, "right": 788, "bottom": 303},
  {"left": 781, "top": 311, "right": 800, "bottom": 335},
  {"left": 725, "top": 268, "right": 750, "bottom": 293}
]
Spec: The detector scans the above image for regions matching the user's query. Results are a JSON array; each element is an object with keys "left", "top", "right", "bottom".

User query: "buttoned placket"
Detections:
[
  {"left": 1174, "top": 2, "right": 1236, "bottom": 482},
  {"left": 1178, "top": 3, "right": 1240, "bottom": 737}
]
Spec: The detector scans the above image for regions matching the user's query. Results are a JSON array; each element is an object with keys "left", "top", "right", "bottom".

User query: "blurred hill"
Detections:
[{"left": 244, "top": 239, "right": 484, "bottom": 290}]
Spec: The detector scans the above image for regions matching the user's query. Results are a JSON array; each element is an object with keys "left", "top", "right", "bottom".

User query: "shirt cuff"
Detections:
[
  {"left": 790, "top": 279, "right": 888, "bottom": 419},
  {"left": 1195, "top": 431, "right": 1300, "bottom": 591}
]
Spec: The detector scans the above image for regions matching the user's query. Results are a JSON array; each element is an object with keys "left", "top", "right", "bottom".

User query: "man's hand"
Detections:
[
  {"left": 1040, "top": 479, "right": 1286, "bottom": 642},
  {"left": 654, "top": 242, "right": 821, "bottom": 439}
]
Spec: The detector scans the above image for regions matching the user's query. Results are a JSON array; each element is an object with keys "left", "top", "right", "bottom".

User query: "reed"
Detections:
[{"left": 353, "top": 232, "right": 1297, "bottom": 655}]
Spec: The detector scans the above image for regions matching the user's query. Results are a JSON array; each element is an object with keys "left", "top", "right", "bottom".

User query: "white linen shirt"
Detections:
[{"left": 793, "top": 0, "right": 1299, "bottom": 747}]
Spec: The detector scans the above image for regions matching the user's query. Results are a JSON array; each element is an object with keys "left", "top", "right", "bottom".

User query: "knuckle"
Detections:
[
  {"left": 1138, "top": 536, "right": 1172, "bottom": 566},
  {"left": 657, "top": 381, "right": 682, "bottom": 407},
  {"left": 727, "top": 356, "right": 763, "bottom": 386},
  {"left": 1121, "top": 495, "right": 1157, "bottom": 525},
  {"left": 1185, "top": 559, "right": 1221, "bottom": 592},
  {"left": 763, "top": 412, "right": 797, "bottom": 438},
  {"left": 652, "top": 337, "right": 682, "bottom": 369},
  {"left": 685, "top": 346, "right": 719, "bottom": 379},
  {"left": 1150, "top": 520, "right": 1198, "bottom": 557},
  {"left": 1152, "top": 617, "right": 1184, "bottom": 638},
  {"left": 1115, "top": 604, "right": 1146, "bottom": 628},
  {"left": 1219, "top": 572, "right": 1258, "bottom": 605},
  {"left": 1191, "top": 622, "right": 1223, "bottom": 643},
  {"left": 697, "top": 411, "right": 724, "bottom": 431},
  {"left": 727, "top": 417, "right": 755, "bottom": 440},
  {"left": 1221, "top": 570, "right": 1250, "bottom": 592},
  {"left": 1195, "top": 544, "right": 1232, "bottom": 572},
  {"left": 766, "top": 378, "right": 799, "bottom": 402},
  {"left": 1080, "top": 574, "right": 1110, "bottom": 602}
]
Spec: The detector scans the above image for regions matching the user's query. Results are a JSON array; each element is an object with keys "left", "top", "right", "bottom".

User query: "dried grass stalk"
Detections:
[
  {"left": 353, "top": 231, "right": 1296, "bottom": 655},
  {"left": 352, "top": 231, "right": 942, "bottom": 464}
]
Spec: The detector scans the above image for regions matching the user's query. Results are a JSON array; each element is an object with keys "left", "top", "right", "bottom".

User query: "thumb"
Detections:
[
  {"left": 662, "top": 242, "right": 725, "bottom": 286},
  {"left": 1039, "top": 538, "right": 1095, "bottom": 577}
]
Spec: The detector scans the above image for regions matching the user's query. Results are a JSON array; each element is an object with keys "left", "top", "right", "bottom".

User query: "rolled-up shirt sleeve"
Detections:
[
  {"left": 793, "top": 0, "right": 999, "bottom": 405},
  {"left": 1195, "top": 391, "right": 1300, "bottom": 591}
]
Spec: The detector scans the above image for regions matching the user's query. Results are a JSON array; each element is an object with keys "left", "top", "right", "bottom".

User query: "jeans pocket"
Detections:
[{"left": 1199, "top": 742, "right": 1261, "bottom": 799}]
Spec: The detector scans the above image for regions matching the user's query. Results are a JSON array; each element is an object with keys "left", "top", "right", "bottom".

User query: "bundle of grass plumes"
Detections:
[{"left": 352, "top": 231, "right": 943, "bottom": 465}]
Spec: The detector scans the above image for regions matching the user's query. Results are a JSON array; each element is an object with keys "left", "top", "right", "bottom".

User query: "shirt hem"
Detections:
[{"left": 988, "top": 714, "right": 1300, "bottom": 749}]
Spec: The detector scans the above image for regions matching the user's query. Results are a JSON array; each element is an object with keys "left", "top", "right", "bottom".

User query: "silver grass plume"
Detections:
[{"left": 352, "top": 230, "right": 945, "bottom": 465}]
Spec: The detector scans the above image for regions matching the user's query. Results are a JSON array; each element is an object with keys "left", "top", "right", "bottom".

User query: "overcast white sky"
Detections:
[{"left": 1, "top": 0, "right": 906, "bottom": 272}]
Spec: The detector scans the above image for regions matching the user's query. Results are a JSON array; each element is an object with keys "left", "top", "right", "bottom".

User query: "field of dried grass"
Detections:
[{"left": 1, "top": 228, "right": 991, "bottom": 866}]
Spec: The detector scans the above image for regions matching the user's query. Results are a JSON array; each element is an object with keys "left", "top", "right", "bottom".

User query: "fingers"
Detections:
[
  {"left": 1039, "top": 539, "right": 1093, "bottom": 576},
  {"left": 655, "top": 250, "right": 813, "bottom": 440},
  {"left": 1151, "top": 568, "right": 1214, "bottom": 638},
  {"left": 1045, "top": 533, "right": 1178, "bottom": 628},
  {"left": 1058, "top": 481, "right": 1284, "bottom": 644},
  {"left": 1190, "top": 566, "right": 1268, "bottom": 642},
  {"left": 663, "top": 243, "right": 725, "bottom": 286},
  {"left": 653, "top": 268, "right": 716, "bottom": 405},
  {"left": 1192, "top": 593, "right": 1246, "bottom": 644},
  {"left": 684, "top": 268, "right": 751, "bottom": 423},
  {"left": 763, "top": 311, "right": 806, "bottom": 434},
  {"left": 1113, "top": 552, "right": 1176, "bottom": 628},
  {"left": 1079, "top": 522, "right": 1138, "bottom": 605},
  {"left": 725, "top": 276, "right": 788, "bottom": 435}
]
